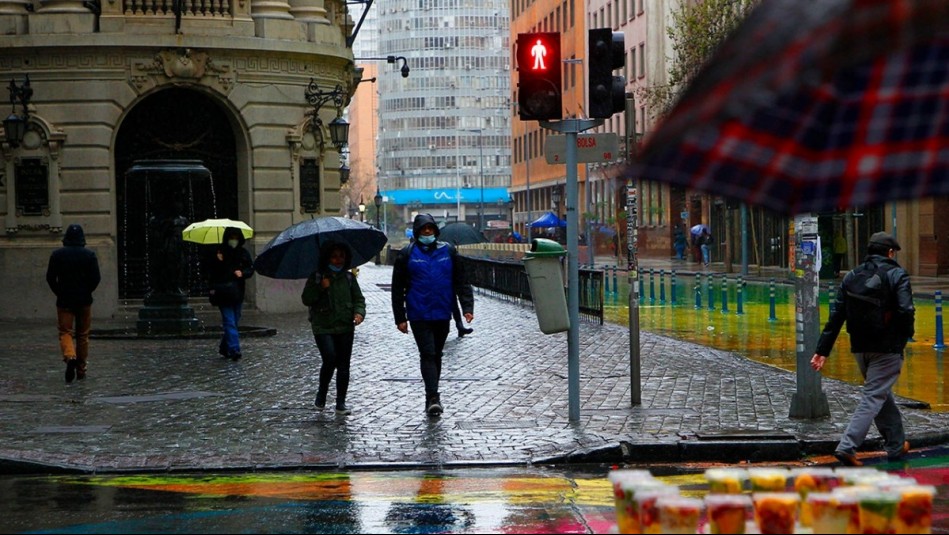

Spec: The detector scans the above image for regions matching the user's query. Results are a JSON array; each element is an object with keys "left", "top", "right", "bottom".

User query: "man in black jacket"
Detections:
[
  {"left": 811, "top": 232, "right": 915, "bottom": 466},
  {"left": 46, "top": 224, "right": 101, "bottom": 383}
]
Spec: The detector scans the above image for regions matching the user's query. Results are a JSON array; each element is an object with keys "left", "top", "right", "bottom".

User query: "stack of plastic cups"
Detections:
[
  {"left": 607, "top": 469, "right": 660, "bottom": 534},
  {"left": 752, "top": 492, "right": 800, "bottom": 534},
  {"left": 635, "top": 486, "right": 681, "bottom": 534},
  {"left": 705, "top": 468, "right": 748, "bottom": 495},
  {"left": 654, "top": 495, "right": 704, "bottom": 534},
  {"left": 806, "top": 491, "right": 858, "bottom": 533},
  {"left": 705, "top": 494, "right": 753, "bottom": 534},
  {"left": 790, "top": 467, "right": 842, "bottom": 527},
  {"left": 747, "top": 467, "right": 790, "bottom": 492}
]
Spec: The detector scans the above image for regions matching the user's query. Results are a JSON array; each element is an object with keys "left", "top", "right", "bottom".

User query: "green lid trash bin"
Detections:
[{"left": 523, "top": 238, "right": 570, "bottom": 334}]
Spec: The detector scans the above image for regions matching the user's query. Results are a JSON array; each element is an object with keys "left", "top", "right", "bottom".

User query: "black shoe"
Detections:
[
  {"left": 335, "top": 405, "right": 352, "bottom": 416},
  {"left": 315, "top": 393, "right": 327, "bottom": 410},
  {"left": 834, "top": 450, "right": 863, "bottom": 467},
  {"left": 887, "top": 441, "right": 911, "bottom": 461},
  {"left": 457, "top": 327, "right": 474, "bottom": 338},
  {"left": 229, "top": 352, "right": 242, "bottom": 361},
  {"left": 65, "top": 360, "right": 77, "bottom": 383},
  {"left": 426, "top": 395, "right": 443, "bottom": 417}
]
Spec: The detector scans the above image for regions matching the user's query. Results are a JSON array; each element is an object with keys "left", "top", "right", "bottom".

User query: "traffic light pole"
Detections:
[{"left": 541, "top": 117, "right": 602, "bottom": 423}]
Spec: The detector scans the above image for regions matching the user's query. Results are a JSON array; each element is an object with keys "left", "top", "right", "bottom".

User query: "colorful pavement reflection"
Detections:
[
  {"left": 604, "top": 279, "right": 949, "bottom": 412},
  {"left": 5, "top": 450, "right": 949, "bottom": 533}
]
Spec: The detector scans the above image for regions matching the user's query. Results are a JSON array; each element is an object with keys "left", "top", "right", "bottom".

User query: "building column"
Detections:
[
  {"left": 30, "top": 0, "right": 95, "bottom": 33},
  {"left": 0, "top": 0, "right": 29, "bottom": 34},
  {"left": 251, "top": 0, "right": 305, "bottom": 40}
]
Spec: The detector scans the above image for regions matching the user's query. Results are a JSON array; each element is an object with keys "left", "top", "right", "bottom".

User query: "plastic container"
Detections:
[
  {"left": 607, "top": 470, "right": 661, "bottom": 534},
  {"left": 791, "top": 467, "right": 841, "bottom": 526},
  {"left": 752, "top": 492, "right": 800, "bottom": 534},
  {"left": 892, "top": 485, "right": 936, "bottom": 534},
  {"left": 705, "top": 493, "right": 753, "bottom": 534},
  {"left": 634, "top": 486, "right": 680, "bottom": 534},
  {"left": 807, "top": 491, "right": 855, "bottom": 534},
  {"left": 655, "top": 495, "right": 704, "bottom": 534},
  {"left": 748, "top": 467, "right": 790, "bottom": 492},
  {"left": 705, "top": 468, "right": 748, "bottom": 494},
  {"left": 857, "top": 490, "right": 901, "bottom": 534}
]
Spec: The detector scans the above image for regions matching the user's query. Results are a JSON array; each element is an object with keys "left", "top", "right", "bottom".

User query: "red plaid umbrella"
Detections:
[{"left": 628, "top": 0, "right": 949, "bottom": 215}]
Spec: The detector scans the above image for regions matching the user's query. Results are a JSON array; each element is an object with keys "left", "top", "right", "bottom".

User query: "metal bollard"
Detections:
[
  {"left": 936, "top": 290, "right": 946, "bottom": 350},
  {"left": 613, "top": 266, "right": 619, "bottom": 295},
  {"left": 736, "top": 275, "right": 744, "bottom": 315},
  {"left": 671, "top": 270, "right": 678, "bottom": 306},
  {"left": 694, "top": 273, "right": 702, "bottom": 309},
  {"left": 639, "top": 271, "right": 645, "bottom": 304},
  {"left": 649, "top": 268, "right": 656, "bottom": 303},
  {"left": 768, "top": 278, "right": 777, "bottom": 321},
  {"left": 720, "top": 274, "right": 729, "bottom": 313},
  {"left": 707, "top": 272, "right": 715, "bottom": 311},
  {"left": 659, "top": 269, "right": 666, "bottom": 304},
  {"left": 604, "top": 267, "right": 610, "bottom": 296}
]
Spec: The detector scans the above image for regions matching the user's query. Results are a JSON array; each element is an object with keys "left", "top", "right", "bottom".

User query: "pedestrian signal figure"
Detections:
[
  {"left": 811, "top": 232, "right": 915, "bottom": 467},
  {"left": 46, "top": 223, "right": 101, "bottom": 383},
  {"left": 531, "top": 39, "right": 547, "bottom": 69},
  {"left": 205, "top": 227, "right": 254, "bottom": 361},
  {"left": 301, "top": 242, "right": 365, "bottom": 416},
  {"left": 391, "top": 214, "right": 474, "bottom": 417}
]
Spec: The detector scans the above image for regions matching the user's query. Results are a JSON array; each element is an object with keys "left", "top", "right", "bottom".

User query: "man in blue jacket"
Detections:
[
  {"left": 392, "top": 214, "right": 474, "bottom": 417},
  {"left": 46, "top": 224, "right": 101, "bottom": 383}
]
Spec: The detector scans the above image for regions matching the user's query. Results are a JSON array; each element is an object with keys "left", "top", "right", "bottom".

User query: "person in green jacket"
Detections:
[{"left": 301, "top": 242, "right": 366, "bottom": 415}]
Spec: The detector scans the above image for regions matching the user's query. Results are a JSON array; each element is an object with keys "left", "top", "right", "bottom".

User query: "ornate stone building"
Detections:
[{"left": 0, "top": 0, "right": 361, "bottom": 318}]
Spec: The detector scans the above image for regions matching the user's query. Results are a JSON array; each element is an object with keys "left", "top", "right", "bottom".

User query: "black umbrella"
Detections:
[
  {"left": 628, "top": 0, "right": 949, "bottom": 215},
  {"left": 254, "top": 216, "right": 387, "bottom": 279},
  {"left": 438, "top": 222, "right": 487, "bottom": 246}
]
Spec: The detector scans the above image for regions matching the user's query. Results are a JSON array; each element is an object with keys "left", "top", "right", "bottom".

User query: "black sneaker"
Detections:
[
  {"left": 65, "top": 360, "right": 77, "bottom": 383},
  {"left": 458, "top": 327, "right": 474, "bottom": 338},
  {"left": 335, "top": 405, "right": 352, "bottom": 416},
  {"left": 426, "top": 395, "right": 443, "bottom": 417},
  {"left": 229, "top": 352, "right": 242, "bottom": 361},
  {"left": 315, "top": 395, "right": 326, "bottom": 410}
]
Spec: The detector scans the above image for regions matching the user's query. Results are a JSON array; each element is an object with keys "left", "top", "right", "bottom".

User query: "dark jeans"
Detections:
[
  {"left": 314, "top": 331, "right": 355, "bottom": 407},
  {"left": 410, "top": 319, "right": 451, "bottom": 398},
  {"left": 452, "top": 300, "right": 464, "bottom": 330}
]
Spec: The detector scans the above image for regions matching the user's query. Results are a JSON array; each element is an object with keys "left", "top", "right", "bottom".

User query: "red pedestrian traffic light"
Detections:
[{"left": 516, "top": 32, "right": 562, "bottom": 121}]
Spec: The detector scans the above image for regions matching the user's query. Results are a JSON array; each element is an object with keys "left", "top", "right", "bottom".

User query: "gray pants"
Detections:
[{"left": 837, "top": 352, "right": 905, "bottom": 457}]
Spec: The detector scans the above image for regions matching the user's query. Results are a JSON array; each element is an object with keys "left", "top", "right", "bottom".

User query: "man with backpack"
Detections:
[{"left": 811, "top": 232, "right": 915, "bottom": 466}]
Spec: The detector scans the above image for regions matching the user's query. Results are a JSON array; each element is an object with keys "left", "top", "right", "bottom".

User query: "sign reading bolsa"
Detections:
[{"left": 544, "top": 133, "right": 619, "bottom": 164}]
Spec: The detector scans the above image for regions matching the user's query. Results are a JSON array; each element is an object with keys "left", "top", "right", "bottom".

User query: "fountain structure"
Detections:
[{"left": 124, "top": 160, "right": 214, "bottom": 336}]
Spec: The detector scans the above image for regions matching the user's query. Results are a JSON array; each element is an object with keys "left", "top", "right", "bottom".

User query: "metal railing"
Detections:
[{"left": 459, "top": 256, "right": 603, "bottom": 325}]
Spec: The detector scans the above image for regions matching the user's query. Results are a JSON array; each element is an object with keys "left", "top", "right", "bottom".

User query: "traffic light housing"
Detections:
[
  {"left": 516, "top": 32, "right": 562, "bottom": 121},
  {"left": 588, "top": 28, "right": 626, "bottom": 118}
]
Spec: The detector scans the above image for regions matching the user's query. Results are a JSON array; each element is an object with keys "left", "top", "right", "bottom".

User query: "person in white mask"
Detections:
[{"left": 205, "top": 226, "right": 254, "bottom": 360}]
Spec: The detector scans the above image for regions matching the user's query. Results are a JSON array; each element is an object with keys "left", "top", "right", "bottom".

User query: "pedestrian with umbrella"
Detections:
[
  {"left": 301, "top": 241, "right": 366, "bottom": 416},
  {"left": 391, "top": 214, "right": 475, "bottom": 417},
  {"left": 204, "top": 226, "right": 254, "bottom": 361}
]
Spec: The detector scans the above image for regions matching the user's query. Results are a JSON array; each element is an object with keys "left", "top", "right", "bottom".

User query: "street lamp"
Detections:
[
  {"left": 358, "top": 197, "right": 366, "bottom": 222},
  {"left": 304, "top": 79, "right": 349, "bottom": 151},
  {"left": 4, "top": 75, "right": 31, "bottom": 148},
  {"left": 374, "top": 189, "right": 383, "bottom": 264}
]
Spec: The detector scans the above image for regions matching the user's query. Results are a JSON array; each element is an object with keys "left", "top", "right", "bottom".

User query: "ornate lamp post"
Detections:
[
  {"left": 3, "top": 75, "right": 32, "bottom": 148},
  {"left": 358, "top": 197, "right": 366, "bottom": 222},
  {"left": 374, "top": 189, "right": 383, "bottom": 264}
]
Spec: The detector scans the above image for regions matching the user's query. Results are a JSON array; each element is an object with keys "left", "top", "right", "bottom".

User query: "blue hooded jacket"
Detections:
[{"left": 391, "top": 214, "right": 474, "bottom": 323}]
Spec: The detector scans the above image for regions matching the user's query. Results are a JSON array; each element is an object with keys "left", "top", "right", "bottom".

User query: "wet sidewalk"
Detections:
[{"left": 2, "top": 262, "right": 949, "bottom": 474}]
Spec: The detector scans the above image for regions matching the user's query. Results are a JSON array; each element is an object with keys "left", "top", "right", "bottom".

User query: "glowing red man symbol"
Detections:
[{"left": 531, "top": 39, "right": 547, "bottom": 70}]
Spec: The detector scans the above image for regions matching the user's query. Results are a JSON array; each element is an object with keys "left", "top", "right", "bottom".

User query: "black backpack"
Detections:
[{"left": 843, "top": 259, "right": 895, "bottom": 335}]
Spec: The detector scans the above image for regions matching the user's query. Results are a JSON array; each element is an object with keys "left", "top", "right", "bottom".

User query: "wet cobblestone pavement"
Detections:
[{"left": 2, "top": 262, "right": 949, "bottom": 473}]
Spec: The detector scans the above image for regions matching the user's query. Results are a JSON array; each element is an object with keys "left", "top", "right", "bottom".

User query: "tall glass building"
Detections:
[{"left": 375, "top": 0, "right": 512, "bottom": 229}]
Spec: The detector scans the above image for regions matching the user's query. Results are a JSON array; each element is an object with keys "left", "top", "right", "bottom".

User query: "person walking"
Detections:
[
  {"left": 811, "top": 231, "right": 915, "bottom": 466},
  {"left": 673, "top": 226, "right": 687, "bottom": 261},
  {"left": 205, "top": 226, "right": 254, "bottom": 361},
  {"left": 46, "top": 223, "right": 101, "bottom": 383},
  {"left": 301, "top": 242, "right": 365, "bottom": 416},
  {"left": 391, "top": 214, "right": 474, "bottom": 417},
  {"left": 698, "top": 229, "right": 713, "bottom": 267}
]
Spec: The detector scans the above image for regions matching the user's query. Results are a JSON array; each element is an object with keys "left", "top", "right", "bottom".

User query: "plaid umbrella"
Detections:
[{"left": 628, "top": 0, "right": 949, "bottom": 215}]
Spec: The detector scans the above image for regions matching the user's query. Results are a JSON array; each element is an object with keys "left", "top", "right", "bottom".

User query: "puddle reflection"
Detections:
[{"left": 604, "top": 278, "right": 949, "bottom": 412}]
